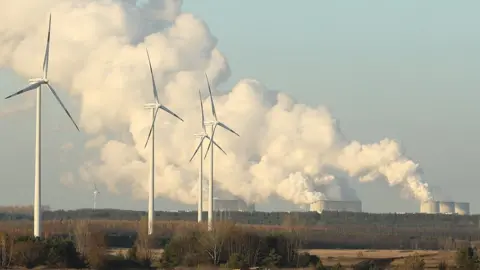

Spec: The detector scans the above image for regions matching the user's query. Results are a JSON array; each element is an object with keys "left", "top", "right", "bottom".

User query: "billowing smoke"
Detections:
[{"left": 0, "top": 0, "right": 432, "bottom": 206}]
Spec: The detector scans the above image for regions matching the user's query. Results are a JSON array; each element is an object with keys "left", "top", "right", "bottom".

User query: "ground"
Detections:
[
  {"left": 107, "top": 248, "right": 456, "bottom": 269},
  {"left": 306, "top": 249, "right": 455, "bottom": 269}
]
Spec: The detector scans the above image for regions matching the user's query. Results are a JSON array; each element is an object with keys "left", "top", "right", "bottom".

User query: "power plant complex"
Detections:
[
  {"left": 420, "top": 200, "right": 470, "bottom": 215},
  {"left": 202, "top": 197, "right": 255, "bottom": 212},
  {"left": 306, "top": 199, "right": 471, "bottom": 215},
  {"left": 309, "top": 199, "right": 363, "bottom": 213}
]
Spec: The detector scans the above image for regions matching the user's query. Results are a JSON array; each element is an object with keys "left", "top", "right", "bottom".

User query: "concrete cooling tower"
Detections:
[
  {"left": 420, "top": 201, "right": 439, "bottom": 214},
  {"left": 454, "top": 202, "right": 470, "bottom": 215},
  {"left": 309, "top": 200, "right": 362, "bottom": 213},
  {"left": 439, "top": 201, "right": 455, "bottom": 214},
  {"left": 420, "top": 200, "right": 470, "bottom": 215}
]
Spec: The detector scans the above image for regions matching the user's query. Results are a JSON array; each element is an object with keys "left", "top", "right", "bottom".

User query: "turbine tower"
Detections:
[
  {"left": 189, "top": 90, "right": 226, "bottom": 223},
  {"left": 143, "top": 48, "right": 183, "bottom": 235},
  {"left": 203, "top": 74, "right": 240, "bottom": 231},
  {"left": 93, "top": 182, "right": 100, "bottom": 211},
  {"left": 4, "top": 14, "right": 80, "bottom": 238}
]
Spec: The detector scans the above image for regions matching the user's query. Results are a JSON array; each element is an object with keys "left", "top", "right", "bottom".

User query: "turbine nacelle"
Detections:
[
  {"left": 204, "top": 120, "right": 216, "bottom": 126},
  {"left": 144, "top": 102, "right": 159, "bottom": 110},
  {"left": 28, "top": 78, "right": 48, "bottom": 84},
  {"left": 194, "top": 132, "right": 207, "bottom": 138}
]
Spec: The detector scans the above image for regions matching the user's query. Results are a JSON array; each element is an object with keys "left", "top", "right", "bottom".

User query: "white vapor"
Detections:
[{"left": 0, "top": 0, "right": 432, "bottom": 206}]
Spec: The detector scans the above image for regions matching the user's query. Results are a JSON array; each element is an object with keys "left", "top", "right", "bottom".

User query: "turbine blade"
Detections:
[
  {"left": 218, "top": 122, "right": 240, "bottom": 137},
  {"left": 146, "top": 48, "right": 159, "bottom": 103},
  {"left": 206, "top": 135, "right": 227, "bottom": 156},
  {"left": 159, "top": 104, "right": 183, "bottom": 122},
  {"left": 189, "top": 136, "right": 206, "bottom": 162},
  {"left": 47, "top": 83, "right": 80, "bottom": 131},
  {"left": 204, "top": 73, "right": 217, "bottom": 120},
  {"left": 5, "top": 82, "right": 43, "bottom": 99},
  {"left": 203, "top": 124, "right": 217, "bottom": 159},
  {"left": 144, "top": 107, "right": 159, "bottom": 148},
  {"left": 43, "top": 14, "right": 52, "bottom": 79},
  {"left": 198, "top": 89, "right": 206, "bottom": 131}
]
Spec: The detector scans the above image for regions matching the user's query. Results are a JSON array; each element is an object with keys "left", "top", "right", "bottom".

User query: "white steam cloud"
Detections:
[{"left": 0, "top": 0, "right": 432, "bottom": 206}]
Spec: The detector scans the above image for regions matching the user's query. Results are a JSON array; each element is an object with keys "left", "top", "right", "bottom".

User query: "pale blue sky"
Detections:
[{"left": 1, "top": 1, "right": 480, "bottom": 213}]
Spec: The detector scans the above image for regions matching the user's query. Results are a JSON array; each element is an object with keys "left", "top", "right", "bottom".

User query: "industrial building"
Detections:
[
  {"left": 420, "top": 200, "right": 470, "bottom": 215},
  {"left": 202, "top": 197, "right": 255, "bottom": 212},
  {"left": 309, "top": 200, "right": 362, "bottom": 213}
]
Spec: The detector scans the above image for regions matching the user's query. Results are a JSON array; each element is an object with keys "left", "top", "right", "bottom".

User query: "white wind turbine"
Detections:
[
  {"left": 189, "top": 90, "right": 226, "bottom": 223},
  {"left": 203, "top": 74, "right": 240, "bottom": 231},
  {"left": 143, "top": 48, "right": 183, "bottom": 235},
  {"left": 4, "top": 14, "right": 80, "bottom": 238},
  {"left": 92, "top": 182, "right": 100, "bottom": 211}
]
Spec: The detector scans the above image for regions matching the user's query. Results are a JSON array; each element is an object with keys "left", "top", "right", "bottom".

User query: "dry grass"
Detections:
[
  {"left": 107, "top": 248, "right": 455, "bottom": 269},
  {"left": 305, "top": 249, "right": 455, "bottom": 269}
]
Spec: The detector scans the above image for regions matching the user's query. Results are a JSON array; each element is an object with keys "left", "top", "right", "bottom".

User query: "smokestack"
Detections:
[{"left": 0, "top": 1, "right": 431, "bottom": 206}]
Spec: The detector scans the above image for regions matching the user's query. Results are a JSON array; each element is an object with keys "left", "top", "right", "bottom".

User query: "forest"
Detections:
[{"left": 1, "top": 208, "right": 479, "bottom": 250}]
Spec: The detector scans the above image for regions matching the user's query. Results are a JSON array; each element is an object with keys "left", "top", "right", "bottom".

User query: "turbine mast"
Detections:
[
  {"left": 34, "top": 84, "right": 42, "bottom": 238},
  {"left": 208, "top": 124, "right": 214, "bottom": 231},
  {"left": 198, "top": 140, "right": 203, "bottom": 222},
  {"left": 148, "top": 107, "right": 155, "bottom": 235},
  {"left": 93, "top": 192, "right": 97, "bottom": 211}
]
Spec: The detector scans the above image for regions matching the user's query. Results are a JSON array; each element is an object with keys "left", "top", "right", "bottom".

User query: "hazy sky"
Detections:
[{"left": 1, "top": 1, "right": 479, "bottom": 213}]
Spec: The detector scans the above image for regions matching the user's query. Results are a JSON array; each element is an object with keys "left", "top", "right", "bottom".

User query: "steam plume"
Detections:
[{"left": 0, "top": 0, "right": 431, "bottom": 206}]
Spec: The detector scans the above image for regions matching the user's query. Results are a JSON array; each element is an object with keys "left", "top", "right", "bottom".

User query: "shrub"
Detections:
[
  {"left": 0, "top": 232, "right": 14, "bottom": 268},
  {"left": 132, "top": 217, "right": 153, "bottom": 267},
  {"left": 438, "top": 260, "right": 448, "bottom": 270},
  {"left": 315, "top": 260, "right": 327, "bottom": 270},
  {"left": 11, "top": 237, "right": 46, "bottom": 268},
  {"left": 296, "top": 252, "right": 322, "bottom": 268},
  {"left": 43, "top": 237, "right": 84, "bottom": 268},
  {"left": 331, "top": 262, "right": 344, "bottom": 270},
  {"left": 84, "top": 231, "right": 108, "bottom": 269},
  {"left": 353, "top": 260, "right": 378, "bottom": 270},
  {"left": 160, "top": 225, "right": 208, "bottom": 268},
  {"left": 402, "top": 253, "right": 425, "bottom": 270},
  {"left": 225, "top": 253, "right": 248, "bottom": 269},
  {"left": 261, "top": 248, "right": 282, "bottom": 267},
  {"left": 455, "top": 247, "right": 480, "bottom": 269}
]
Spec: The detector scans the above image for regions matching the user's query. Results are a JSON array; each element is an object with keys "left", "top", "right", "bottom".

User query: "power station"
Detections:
[
  {"left": 202, "top": 197, "right": 255, "bottom": 212},
  {"left": 420, "top": 200, "right": 470, "bottom": 215},
  {"left": 309, "top": 199, "right": 362, "bottom": 213}
]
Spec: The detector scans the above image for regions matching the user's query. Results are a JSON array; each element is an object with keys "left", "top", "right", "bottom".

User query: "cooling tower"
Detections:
[
  {"left": 438, "top": 201, "right": 455, "bottom": 214},
  {"left": 420, "top": 200, "right": 439, "bottom": 214},
  {"left": 309, "top": 200, "right": 362, "bottom": 213},
  {"left": 454, "top": 202, "right": 470, "bottom": 215}
]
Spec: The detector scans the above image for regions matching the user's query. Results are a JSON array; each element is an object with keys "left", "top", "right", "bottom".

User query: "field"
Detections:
[
  {"left": 305, "top": 249, "right": 455, "bottom": 269},
  {"left": 0, "top": 211, "right": 475, "bottom": 269},
  {"left": 106, "top": 248, "right": 455, "bottom": 269}
]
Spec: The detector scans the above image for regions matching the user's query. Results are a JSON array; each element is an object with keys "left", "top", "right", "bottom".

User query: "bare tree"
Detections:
[
  {"left": 199, "top": 221, "right": 233, "bottom": 265},
  {"left": 73, "top": 220, "right": 89, "bottom": 258}
]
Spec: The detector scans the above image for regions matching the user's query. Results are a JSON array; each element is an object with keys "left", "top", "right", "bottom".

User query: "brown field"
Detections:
[
  {"left": 106, "top": 248, "right": 455, "bottom": 269},
  {"left": 304, "top": 249, "right": 455, "bottom": 269}
]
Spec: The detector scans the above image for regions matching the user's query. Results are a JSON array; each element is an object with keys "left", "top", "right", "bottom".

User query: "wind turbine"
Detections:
[
  {"left": 4, "top": 14, "right": 80, "bottom": 238},
  {"left": 143, "top": 48, "right": 183, "bottom": 235},
  {"left": 93, "top": 182, "right": 100, "bottom": 211},
  {"left": 189, "top": 90, "right": 226, "bottom": 223},
  {"left": 203, "top": 74, "right": 240, "bottom": 231}
]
